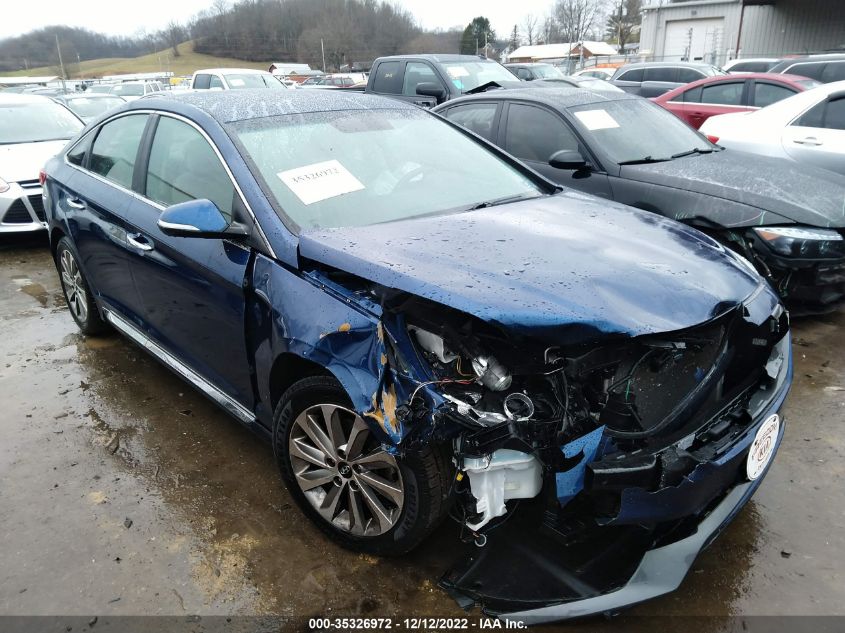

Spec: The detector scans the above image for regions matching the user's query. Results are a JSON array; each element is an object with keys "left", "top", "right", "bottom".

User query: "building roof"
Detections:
[{"left": 508, "top": 42, "right": 618, "bottom": 61}]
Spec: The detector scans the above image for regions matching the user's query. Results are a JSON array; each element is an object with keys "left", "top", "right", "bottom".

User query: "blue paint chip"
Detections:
[{"left": 556, "top": 425, "right": 606, "bottom": 508}]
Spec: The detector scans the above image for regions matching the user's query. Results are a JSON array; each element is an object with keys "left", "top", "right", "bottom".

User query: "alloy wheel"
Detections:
[
  {"left": 289, "top": 404, "right": 404, "bottom": 536},
  {"left": 60, "top": 248, "right": 88, "bottom": 323}
]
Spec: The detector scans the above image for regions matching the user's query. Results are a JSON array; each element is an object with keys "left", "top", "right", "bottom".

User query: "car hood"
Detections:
[
  {"left": 298, "top": 192, "right": 769, "bottom": 344},
  {"left": 620, "top": 149, "right": 845, "bottom": 228},
  {"left": 0, "top": 140, "right": 70, "bottom": 184}
]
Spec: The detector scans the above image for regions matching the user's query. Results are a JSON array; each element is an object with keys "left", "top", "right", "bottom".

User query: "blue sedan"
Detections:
[{"left": 43, "top": 90, "right": 792, "bottom": 622}]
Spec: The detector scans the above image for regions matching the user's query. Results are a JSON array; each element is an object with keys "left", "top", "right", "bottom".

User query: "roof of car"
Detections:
[
  {"left": 504, "top": 62, "right": 556, "bottom": 67},
  {"left": 57, "top": 92, "right": 124, "bottom": 100},
  {"left": 137, "top": 89, "right": 415, "bottom": 123},
  {"left": 194, "top": 68, "right": 273, "bottom": 75},
  {"left": 0, "top": 92, "right": 57, "bottom": 105},
  {"left": 617, "top": 61, "right": 718, "bottom": 69},
  {"left": 374, "top": 54, "right": 490, "bottom": 63},
  {"left": 770, "top": 54, "right": 845, "bottom": 72},
  {"left": 439, "top": 86, "right": 636, "bottom": 110}
]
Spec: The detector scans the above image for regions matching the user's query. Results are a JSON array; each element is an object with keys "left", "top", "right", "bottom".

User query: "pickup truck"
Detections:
[{"left": 363, "top": 54, "right": 523, "bottom": 107}]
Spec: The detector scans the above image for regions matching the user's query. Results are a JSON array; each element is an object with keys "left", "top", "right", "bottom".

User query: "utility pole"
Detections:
[
  {"left": 55, "top": 34, "right": 67, "bottom": 91},
  {"left": 321, "top": 38, "right": 326, "bottom": 72},
  {"left": 484, "top": 32, "right": 488, "bottom": 58}
]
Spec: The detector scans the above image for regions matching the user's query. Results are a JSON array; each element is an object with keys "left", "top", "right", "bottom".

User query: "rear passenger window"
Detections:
[
  {"left": 89, "top": 114, "right": 148, "bottom": 189},
  {"left": 682, "top": 86, "right": 702, "bottom": 103},
  {"left": 677, "top": 68, "right": 705, "bottom": 83},
  {"left": 824, "top": 98, "right": 845, "bottom": 130},
  {"left": 505, "top": 104, "right": 579, "bottom": 163},
  {"left": 701, "top": 82, "right": 744, "bottom": 105},
  {"left": 821, "top": 62, "right": 845, "bottom": 83},
  {"left": 794, "top": 101, "right": 825, "bottom": 127},
  {"left": 617, "top": 68, "right": 643, "bottom": 82},
  {"left": 645, "top": 67, "right": 677, "bottom": 82},
  {"left": 372, "top": 61, "right": 403, "bottom": 94},
  {"left": 194, "top": 74, "right": 211, "bottom": 89},
  {"left": 787, "top": 62, "right": 825, "bottom": 81},
  {"left": 445, "top": 103, "right": 498, "bottom": 141},
  {"left": 67, "top": 136, "right": 89, "bottom": 167},
  {"left": 753, "top": 82, "right": 795, "bottom": 107},
  {"left": 145, "top": 117, "right": 235, "bottom": 221}
]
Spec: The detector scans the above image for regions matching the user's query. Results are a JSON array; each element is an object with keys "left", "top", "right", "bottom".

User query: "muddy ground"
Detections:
[{"left": 0, "top": 234, "right": 843, "bottom": 631}]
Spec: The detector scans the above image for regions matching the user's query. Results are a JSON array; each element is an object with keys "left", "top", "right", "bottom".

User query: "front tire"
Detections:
[
  {"left": 273, "top": 376, "right": 451, "bottom": 555},
  {"left": 55, "top": 237, "right": 108, "bottom": 335}
]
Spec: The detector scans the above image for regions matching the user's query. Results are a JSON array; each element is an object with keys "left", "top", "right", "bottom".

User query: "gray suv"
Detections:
[{"left": 611, "top": 61, "right": 724, "bottom": 97}]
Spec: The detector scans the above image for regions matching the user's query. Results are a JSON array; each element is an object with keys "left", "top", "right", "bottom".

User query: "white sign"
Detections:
[
  {"left": 446, "top": 66, "right": 470, "bottom": 78},
  {"left": 574, "top": 109, "right": 620, "bottom": 131},
  {"left": 746, "top": 413, "right": 780, "bottom": 480},
  {"left": 277, "top": 160, "right": 364, "bottom": 205}
]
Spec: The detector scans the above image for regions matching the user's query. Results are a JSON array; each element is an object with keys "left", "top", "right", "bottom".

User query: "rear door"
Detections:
[
  {"left": 782, "top": 95, "right": 845, "bottom": 175},
  {"left": 681, "top": 79, "right": 748, "bottom": 129},
  {"left": 63, "top": 113, "right": 151, "bottom": 320},
  {"left": 499, "top": 102, "right": 612, "bottom": 198},
  {"left": 120, "top": 114, "right": 255, "bottom": 406}
]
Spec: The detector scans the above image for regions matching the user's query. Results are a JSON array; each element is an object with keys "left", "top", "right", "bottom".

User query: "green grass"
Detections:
[{"left": 8, "top": 41, "right": 269, "bottom": 80}]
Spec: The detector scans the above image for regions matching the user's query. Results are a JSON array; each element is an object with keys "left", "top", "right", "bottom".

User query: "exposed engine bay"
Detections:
[{"left": 391, "top": 289, "right": 789, "bottom": 543}]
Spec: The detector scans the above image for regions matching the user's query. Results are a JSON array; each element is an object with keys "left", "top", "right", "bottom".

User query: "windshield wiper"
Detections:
[
  {"left": 670, "top": 147, "right": 715, "bottom": 159},
  {"left": 617, "top": 156, "right": 671, "bottom": 166},
  {"left": 465, "top": 80, "right": 503, "bottom": 94},
  {"left": 467, "top": 193, "right": 540, "bottom": 210}
]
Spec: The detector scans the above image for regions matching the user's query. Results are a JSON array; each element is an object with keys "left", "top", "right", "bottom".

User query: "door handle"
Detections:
[
  {"left": 793, "top": 137, "right": 823, "bottom": 146},
  {"left": 66, "top": 198, "right": 86, "bottom": 210},
  {"left": 127, "top": 233, "right": 154, "bottom": 252}
]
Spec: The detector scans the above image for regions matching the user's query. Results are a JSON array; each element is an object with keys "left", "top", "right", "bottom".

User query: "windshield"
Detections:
[
  {"left": 224, "top": 73, "right": 285, "bottom": 89},
  {"left": 531, "top": 64, "right": 564, "bottom": 79},
  {"left": 111, "top": 84, "right": 144, "bottom": 96},
  {"left": 64, "top": 96, "right": 124, "bottom": 120},
  {"left": 0, "top": 101, "right": 83, "bottom": 144},
  {"left": 569, "top": 99, "right": 713, "bottom": 164},
  {"left": 441, "top": 61, "right": 519, "bottom": 92},
  {"left": 231, "top": 109, "right": 543, "bottom": 230}
]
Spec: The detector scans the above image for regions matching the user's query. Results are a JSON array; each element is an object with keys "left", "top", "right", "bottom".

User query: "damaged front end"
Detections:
[{"left": 303, "top": 259, "right": 791, "bottom": 621}]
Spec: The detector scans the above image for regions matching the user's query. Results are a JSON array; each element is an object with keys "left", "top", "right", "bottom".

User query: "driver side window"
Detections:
[
  {"left": 145, "top": 117, "right": 236, "bottom": 222},
  {"left": 505, "top": 104, "right": 579, "bottom": 163},
  {"left": 403, "top": 62, "right": 442, "bottom": 96}
]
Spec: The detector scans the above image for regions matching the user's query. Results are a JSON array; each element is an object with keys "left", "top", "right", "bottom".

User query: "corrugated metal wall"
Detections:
[
  {"left": 739, "top": 0, "right": 845, "bottom": 56},
  {"left": 640, "top": 0, "right": 845, "bottom": 63}
]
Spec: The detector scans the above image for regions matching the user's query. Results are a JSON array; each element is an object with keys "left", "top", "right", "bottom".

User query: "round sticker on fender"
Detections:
[{"left": 747, "top": 414, "right": 780, "bottom": 480}]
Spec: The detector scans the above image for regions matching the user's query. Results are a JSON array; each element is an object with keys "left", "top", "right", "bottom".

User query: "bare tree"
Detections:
[
  {"left": 554, "top": 0, "right": 606, "bottom": 44},
  {"left": 606, "top": 0, "right": 641, "bottom": 50},
  {"left": 165, "top": 21, "right": 184, "bottom": 57},
  {"left": 521, "top": 14, "right": 538, "bottom": 45}
]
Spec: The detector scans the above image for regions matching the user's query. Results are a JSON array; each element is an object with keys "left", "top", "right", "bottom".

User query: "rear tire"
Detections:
[
  {"left": 55, "top": 237, "right": 108, "bottom": 335},
  {"left": 273, "top": 375, "right": 451, "bottom": 555}
]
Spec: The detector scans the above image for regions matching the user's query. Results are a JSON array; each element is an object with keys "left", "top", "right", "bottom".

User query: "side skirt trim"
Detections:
[{"left": 104, "top": 309, "right": 255, "bottom": 424}]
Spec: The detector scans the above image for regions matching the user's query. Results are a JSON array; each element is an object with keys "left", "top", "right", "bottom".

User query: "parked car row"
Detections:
[{"left": 3, "top": 55, "right": 843, "bottom": 624}]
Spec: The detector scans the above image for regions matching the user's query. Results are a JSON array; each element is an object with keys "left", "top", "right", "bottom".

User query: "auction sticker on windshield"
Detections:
[
  {"left": 747, "top": 413, "right": 780, "bottom": 480},
  {"left": 277, "top": 160, "right": 364, "bottom": 205},
  {"left": 574, "top": 109, "right": 620, "bottom": 131}
]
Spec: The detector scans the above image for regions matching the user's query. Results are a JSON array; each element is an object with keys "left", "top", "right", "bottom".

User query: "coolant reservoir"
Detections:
[{"left": 462, "top": 449, "right": 542, "bottom": 531}]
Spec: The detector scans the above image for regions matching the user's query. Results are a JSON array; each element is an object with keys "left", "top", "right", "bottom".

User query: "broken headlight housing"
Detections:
[{"left": 754, "top": 226, "right": 845, "bottom": 259}]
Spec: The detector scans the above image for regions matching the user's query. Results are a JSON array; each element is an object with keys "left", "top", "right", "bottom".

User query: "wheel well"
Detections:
[
  {"left": 49, "top": 227, "right": 65, "bottom": 260},
  {"left": 269, "top": 353, "right": 332, "bottom": 412}
]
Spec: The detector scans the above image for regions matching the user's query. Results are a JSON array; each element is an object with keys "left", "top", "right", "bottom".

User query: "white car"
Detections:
[
  {"left": 571, "top": 68, "right": 614, "bottom": 81},
  {"left": 190, "top": 68, "right": 289, "bottom": 91},
  {"left": 701, "top": 80, "right": 845, "bottom": 176},
  {"left": 0, "top": 94, "right": 83, "bottom": 232},
  {"left": 110, "top": 81, "right": 164, "bottom": 101}
]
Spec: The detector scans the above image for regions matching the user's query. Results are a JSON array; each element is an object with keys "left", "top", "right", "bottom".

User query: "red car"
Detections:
[{"left": 653, "top": 72, "right": 820, "bottom": 129}]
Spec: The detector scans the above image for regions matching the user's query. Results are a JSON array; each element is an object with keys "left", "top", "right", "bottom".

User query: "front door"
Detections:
[
  {"left": 500, "top": 102, "right": 613, "bottom": 198},
  {"left": 121, "top": 115, "right": 255, "bottom": 407}
]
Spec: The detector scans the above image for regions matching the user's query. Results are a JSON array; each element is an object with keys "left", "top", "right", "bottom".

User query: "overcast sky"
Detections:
[{"left": 2, "top": 0, "right": 557, "bottom": 41}]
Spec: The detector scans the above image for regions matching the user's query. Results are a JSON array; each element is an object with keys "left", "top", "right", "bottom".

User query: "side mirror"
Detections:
[
  {"left": 549, "top": 149, "right": 588, "bottom": 170},
  {"left": 416, "top": 82, "right": 446, "bottom": 102},
  {"left": 157, "top": 199, "right": 248, "bottom": 239}
]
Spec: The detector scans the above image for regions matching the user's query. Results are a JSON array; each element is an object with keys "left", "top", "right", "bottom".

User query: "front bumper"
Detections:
[
  {"left": 0, "top": 180, "right": 48, "bottom": 233},
  {"left": 440, "top": 347, "right": 791, "bottom": 623}
]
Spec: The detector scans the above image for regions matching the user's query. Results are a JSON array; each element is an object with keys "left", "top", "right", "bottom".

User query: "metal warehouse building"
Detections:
[{"left": 640, "top": 0, "right": 845, "bottom": 66}]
